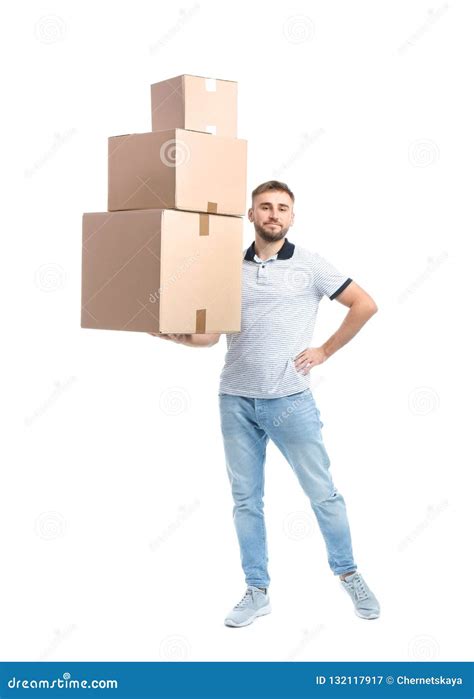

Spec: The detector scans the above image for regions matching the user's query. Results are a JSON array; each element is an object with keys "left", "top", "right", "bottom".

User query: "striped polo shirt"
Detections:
[{"left": 218, "top": 238, "right": 352, "bottom": 399}]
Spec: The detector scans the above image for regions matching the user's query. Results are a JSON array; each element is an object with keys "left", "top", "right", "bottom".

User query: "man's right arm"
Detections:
[{"left": 148, "top": 332, "right": 220, "bottom": 347}]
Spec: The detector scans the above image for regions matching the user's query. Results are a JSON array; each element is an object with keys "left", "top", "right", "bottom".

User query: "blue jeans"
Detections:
[{"left": 218, "top": 389, "right": 357, "bottom": 588}]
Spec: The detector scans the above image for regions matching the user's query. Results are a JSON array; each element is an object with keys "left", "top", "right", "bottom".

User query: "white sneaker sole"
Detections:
[
  {"left": 355, "top": 608, "right": 380, "bottom": 620},
  {"left": 224, "top": 603, "right": 272, "bottom": 627}
]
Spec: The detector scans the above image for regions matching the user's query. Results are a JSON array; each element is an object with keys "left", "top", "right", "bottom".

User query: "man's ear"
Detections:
[{"left": 248, "top": 208, "right": 254, "bottom": 222}]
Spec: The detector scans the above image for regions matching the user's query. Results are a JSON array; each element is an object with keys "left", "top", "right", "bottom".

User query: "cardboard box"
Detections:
[
  {"left": 108, "top": 129, "right": 247, "bottom": 216},
  {"left": 81, "top": 209, "right": 242, "bottom": 334},
  {"left": 151, "top": 74, "right": 238, "bottom": 138}
]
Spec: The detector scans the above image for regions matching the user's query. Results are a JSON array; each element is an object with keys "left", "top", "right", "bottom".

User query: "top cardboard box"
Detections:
[{"left": 151, "top": 74, "right": 238, "bottom": 138}]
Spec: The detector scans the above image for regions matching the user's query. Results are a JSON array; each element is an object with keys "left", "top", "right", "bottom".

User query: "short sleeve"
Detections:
[{"left": 312, "top": 252, "right": 353, "bottom": 300}]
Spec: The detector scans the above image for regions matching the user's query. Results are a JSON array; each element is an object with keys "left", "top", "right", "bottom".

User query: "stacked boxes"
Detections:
[{"left": 81, "top": 74, "right": 247, "bottom": 334}]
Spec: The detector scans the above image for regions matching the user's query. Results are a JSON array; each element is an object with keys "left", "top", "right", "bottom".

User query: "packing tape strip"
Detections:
[
  {"left": 207, "top": 202, "right": 218, "bottom": 213},
  {"left": 204, "top": 78, "right": 217, "bottom": 92},
  {"left": 199, "top": 214, "right": 209, "bottom": 236},
  {"left": 195, "top": 308, "right": 206, "bottom": 333}
]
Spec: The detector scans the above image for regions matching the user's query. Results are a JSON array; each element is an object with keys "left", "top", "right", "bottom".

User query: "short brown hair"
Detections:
[{"left": 251, "top": 180, "right": 295, "bottom": 205}]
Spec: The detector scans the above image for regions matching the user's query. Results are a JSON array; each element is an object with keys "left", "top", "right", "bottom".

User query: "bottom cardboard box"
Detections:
[{"left": 81, "top": 208, "right": 242, "bottom": 333}]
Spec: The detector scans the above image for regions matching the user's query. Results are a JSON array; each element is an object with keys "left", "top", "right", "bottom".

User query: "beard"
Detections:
[{"left": 254, "top": 222, "right": 290, "bottom": 244}]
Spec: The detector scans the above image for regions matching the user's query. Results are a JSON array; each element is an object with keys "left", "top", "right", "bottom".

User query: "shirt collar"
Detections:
[{"left": 243, "top": 237, "right": 295, "bottom": 262}]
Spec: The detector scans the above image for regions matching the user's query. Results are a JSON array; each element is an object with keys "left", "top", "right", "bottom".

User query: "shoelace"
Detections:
[
  {"left": 349, "top": 574, "right": 369, "bottom": 601},
  {"left": 234, "top": 588, "right": 255, "bottom": 609}
]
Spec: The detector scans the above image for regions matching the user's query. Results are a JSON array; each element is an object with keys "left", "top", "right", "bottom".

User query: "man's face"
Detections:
[{"left": 248, "top": 190, "right": 295, "bottom": 243}]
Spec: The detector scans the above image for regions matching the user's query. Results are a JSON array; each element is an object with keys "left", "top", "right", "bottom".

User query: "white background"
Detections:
[{"left": 1, "top": 0, "right": 472, "bottom": 662}]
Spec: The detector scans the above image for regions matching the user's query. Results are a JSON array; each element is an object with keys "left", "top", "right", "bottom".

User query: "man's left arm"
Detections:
[{"left": 294, "top": 282, "right": 378, "bottom": 374}]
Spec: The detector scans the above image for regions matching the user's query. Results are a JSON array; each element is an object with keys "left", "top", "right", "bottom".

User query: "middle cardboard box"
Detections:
[{"left": 108, "top": 129, "right": 247, "bottom": 216}]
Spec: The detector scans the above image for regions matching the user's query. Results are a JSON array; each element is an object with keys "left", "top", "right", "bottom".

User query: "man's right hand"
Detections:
[
  {"left": 148, "top": 333, "right": 188, "bottom": 343},
  {"left": 148, "top": 332, "right": 220, "bottom": 347}
]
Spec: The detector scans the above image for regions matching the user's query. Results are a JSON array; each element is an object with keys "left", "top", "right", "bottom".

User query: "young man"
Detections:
[{"left": 150, "top": 180, "right": 380, "bottom": 627}]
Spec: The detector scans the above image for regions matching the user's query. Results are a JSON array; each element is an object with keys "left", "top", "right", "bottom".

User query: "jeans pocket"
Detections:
[
  {"left": 305, "top": 391, "right": 324, "bottom": 428},
  {"left": 315, "top": 405, "right": 324, "bottom": 429}
]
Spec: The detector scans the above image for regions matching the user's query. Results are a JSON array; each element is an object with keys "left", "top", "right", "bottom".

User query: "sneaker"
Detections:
[
  {"left": 340, "top": 571, "right": 380, "bottom": 619},
  {"left": 224, "top": 586, "right": 271, "bottom": 627}
]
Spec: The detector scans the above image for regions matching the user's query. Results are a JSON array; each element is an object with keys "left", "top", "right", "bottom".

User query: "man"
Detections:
[{"left": 150, "top": 180, "right": 380, "bottom": 627}]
